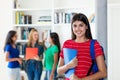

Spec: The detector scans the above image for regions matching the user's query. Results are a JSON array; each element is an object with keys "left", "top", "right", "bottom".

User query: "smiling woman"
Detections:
[{"left": 57, "top": 13, "right": 107, "bottom": 80}]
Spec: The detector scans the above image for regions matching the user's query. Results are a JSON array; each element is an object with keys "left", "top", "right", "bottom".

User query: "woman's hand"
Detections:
[
  {"left": 66, "top": 57, "right": 78, "bottom": 69},
  {"left": 33, "top": 55, "right": 40, "bottom": 61},
  {"left": 70, "top": 74, "right": 81, "bottom": 80},
  {"left": 33, "top": 55, "right": 42, "bottom": 61},
  {"left": 17, "top": 58, "right": 22, "bottom": 64},
  {"left": 50, "top": 73, "right": 54, "bottom": 80}
]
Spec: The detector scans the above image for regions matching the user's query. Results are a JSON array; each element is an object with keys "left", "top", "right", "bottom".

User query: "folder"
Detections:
[
  {"left": 63, "top": 48, "right": 78, "bottom": 78},
  {"left": 25, "top": 48, "right": 38, "bottom": 60}
]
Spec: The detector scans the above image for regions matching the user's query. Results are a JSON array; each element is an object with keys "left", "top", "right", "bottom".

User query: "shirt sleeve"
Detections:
[
  {"left": 52, "top": 45, "right": 59, "bottom": 55},
  {"left": 4, "top": 45, "right": 11, "bottom": 53},
  {"left": 60, "top": 48, "right": 64, "bottom": 58},
  {"left": 94, "top": 41, "right": 104, "bottom": 58}
]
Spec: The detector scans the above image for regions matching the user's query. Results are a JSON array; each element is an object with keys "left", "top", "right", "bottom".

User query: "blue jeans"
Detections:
[
  {"left": 44, "top": 70, "right": 57, "bottom": 80},
  {"left": 26, "top": 60, "right": 43, "bottom": 80}
]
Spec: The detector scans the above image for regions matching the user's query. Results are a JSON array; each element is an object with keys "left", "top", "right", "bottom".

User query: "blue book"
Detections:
[{"left": 63, "top": 48, "right": 78, "bottom": 78}]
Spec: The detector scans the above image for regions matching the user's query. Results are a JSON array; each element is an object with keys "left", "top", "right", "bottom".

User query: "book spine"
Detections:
[{"left": 15, "top": 12, "right": 19, "bottom": 24}]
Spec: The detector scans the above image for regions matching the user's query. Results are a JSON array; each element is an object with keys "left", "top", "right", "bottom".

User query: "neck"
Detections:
[
  {"left": 11, "top": 43, "right": 16, "bottom": 48},
  {"left": 75, "top": 36, "right": 88, "bottom": 43},
  {"left": 31, "top": 40, "right": 36, "bottom": 47},
  {"left": 51, "top": 42, "right": 54, "bottom": 46}
]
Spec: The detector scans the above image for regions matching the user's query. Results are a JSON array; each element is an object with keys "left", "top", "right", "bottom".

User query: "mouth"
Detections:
[{"left": 76, "top": 31, "right": 82, "bottom": 34}]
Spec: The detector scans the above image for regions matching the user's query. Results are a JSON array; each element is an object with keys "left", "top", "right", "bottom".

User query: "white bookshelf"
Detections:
[{"left": 13, "top": 0, "right": 52, "bottom": 42}]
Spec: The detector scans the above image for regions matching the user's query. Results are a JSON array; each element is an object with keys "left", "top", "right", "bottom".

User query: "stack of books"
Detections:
[{"left": 37, "top": 16, "right": 51, "bottom": 24}]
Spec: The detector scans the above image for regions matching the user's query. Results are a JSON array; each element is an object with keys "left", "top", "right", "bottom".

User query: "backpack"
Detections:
[{"left": 87, "top": 39, "right": 104, "bottom": 80}]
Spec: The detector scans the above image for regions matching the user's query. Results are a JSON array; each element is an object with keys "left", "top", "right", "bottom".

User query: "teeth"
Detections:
[{"left": 77, "top": 32, "right": 81, "bottom": 34}]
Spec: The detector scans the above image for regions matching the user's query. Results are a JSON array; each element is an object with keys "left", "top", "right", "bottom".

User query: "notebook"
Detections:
[
  {"left": 25, "top": 48, "right": 38, "bottom": 60},
  {"left": 63, "top": 48, "right": 78, "bottom": 78}
]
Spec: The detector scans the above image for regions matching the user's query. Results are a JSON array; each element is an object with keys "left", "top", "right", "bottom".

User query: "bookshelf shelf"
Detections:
[
  {"left": 54, "top": 23, "right": 71, "bottom": 26},
  {"left": 14, "top": 24, "right": 52, "bottom": 27},
  {"left": 16, "top": 40, "right": 28, "bottom": 43},
  {"left": 13, "top": 8, "right": 52, "bottom": 11}
]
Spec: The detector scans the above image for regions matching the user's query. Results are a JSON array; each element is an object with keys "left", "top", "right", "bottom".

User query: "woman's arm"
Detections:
[
  {"left": 57, "top": 57, "right": 78, "bottom": 75},
  {"left": 5, "top": 52, "right": 22, "bottom": 64},
  {"left": 50, "top": 53, "right": 58, "bottom": 80},
  {"left": 71, "top": 55, "right": 107, "bottom": 80}
]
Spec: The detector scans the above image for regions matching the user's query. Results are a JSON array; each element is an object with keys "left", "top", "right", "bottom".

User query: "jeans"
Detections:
[
  {"left": 44, "top": 70, "right": 57, "bottom": 80},
  {"left": 26, "top": 60, "right": 43, "bottom": 80}
]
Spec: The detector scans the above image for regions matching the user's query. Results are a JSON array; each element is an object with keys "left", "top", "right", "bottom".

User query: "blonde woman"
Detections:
[{"left": 23, "top": 29, "right": 44, "bottom": 80}]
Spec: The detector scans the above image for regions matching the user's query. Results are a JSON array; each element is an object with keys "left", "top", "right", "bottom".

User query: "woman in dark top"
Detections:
[
  {"left": 4, "top": 30, "right": 22, "bottom": 80},
  {"left": 23, "top": 29, "right": 44, "bottom": 80}
]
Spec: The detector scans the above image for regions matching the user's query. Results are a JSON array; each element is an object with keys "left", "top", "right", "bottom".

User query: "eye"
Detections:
[
  {"left": 79, "top": 24, "right": 84, "bottom": 27},
  {"left": 73, "top": 24, "right": 77, "bottom": 28}
]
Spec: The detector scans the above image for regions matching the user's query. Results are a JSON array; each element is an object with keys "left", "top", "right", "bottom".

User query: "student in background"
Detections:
[
  {"left": 57, "top": 13, "right": 107, "bottom": 80},
  {"left": 44, "top": 32, "right": 61, "bottom": 80},
  {"left": 23, "top": 29, "right": 44, "bottom": 80},
  {"left": 4, "top": 30, "right": 22, "bottom": 80}
]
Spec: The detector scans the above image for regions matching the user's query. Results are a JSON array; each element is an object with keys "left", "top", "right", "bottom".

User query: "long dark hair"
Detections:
[
  {"left": 4, "top": 30, "right": 17, "bottom": 50},
  {"left": 71, "top": 13, "right": 93, "bottom": 40},
  {"left": 50, "top": 32, "right": 61, "bottom": 54}
]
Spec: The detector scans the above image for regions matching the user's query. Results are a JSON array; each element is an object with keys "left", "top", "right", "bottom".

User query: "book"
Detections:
[
  {"left": 25, "top": 48, "right": 38, "bottom": 60},
  {"left": 63, "top": 48, "right": 78, "bottom": 78}
]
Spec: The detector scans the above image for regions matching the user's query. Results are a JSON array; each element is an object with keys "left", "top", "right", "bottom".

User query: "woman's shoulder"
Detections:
[
  {"left": 37, "top": 43, "right": 44, "bottom": 49},
  {"left": 5, "top": 44, "right": 11, "bottom": 48},
  {"left": 52, "top": 45, "right": 58, "bottom": 49},
  {"left": 64, "top": 39, "right": 73, "bottom": 44},
  {"left": 91, "top": 39, "right": 101, "bottom": 45}
]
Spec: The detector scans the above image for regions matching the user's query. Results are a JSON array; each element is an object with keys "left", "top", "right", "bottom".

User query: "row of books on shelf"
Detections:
[
  {"left": 16, "top": 27, "right": 34, "bottom": 40},
  {"left": 16, "top": 12, "right": 32, "bottom": 24},
  {"left": 54, "top": 12, "right": 77, "bottom": 24}
]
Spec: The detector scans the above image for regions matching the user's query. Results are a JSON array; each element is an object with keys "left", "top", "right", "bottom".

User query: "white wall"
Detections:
[
  {"left": 108, "top": 0, "right": 120, "bottom": 3},
  {"left": 0, "top": 0, "right": 13, "bottom": 79},
  {"left": 108, "top": 1, "right": 120, "bottom": 79}
]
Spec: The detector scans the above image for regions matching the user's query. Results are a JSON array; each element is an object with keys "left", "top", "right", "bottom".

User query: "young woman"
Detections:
[
  {"left": 24, "top": 29, "right": 44, "bottom": 80},
  {"left": 57, "top": 13, "right": 107, "bottom": 80},
  {"left": 4, "top": 30, "right": 22, "bottom": 80},
  {"left": 44, "top": 32, "right": 61, "bottom": 80}
]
